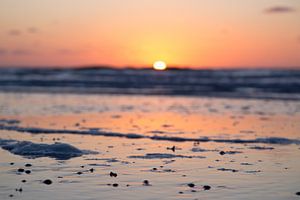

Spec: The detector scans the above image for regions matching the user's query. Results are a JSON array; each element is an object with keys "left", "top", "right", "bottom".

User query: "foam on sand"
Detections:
[{"left": 0, "top": 139, "right": 97, "bottom": 160}]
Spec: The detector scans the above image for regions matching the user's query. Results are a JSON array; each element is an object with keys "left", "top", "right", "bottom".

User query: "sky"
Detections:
[{"left": 0, "top": 0, "right": 300, "bottom": 68}]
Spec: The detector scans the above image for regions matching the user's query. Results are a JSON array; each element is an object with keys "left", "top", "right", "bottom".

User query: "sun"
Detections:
[{"left": 153, "top": 61, "right": 167, "bottom": 70}]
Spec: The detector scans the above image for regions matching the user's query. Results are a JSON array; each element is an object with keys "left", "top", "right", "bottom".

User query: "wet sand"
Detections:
[{"left": 0, "top": 92, "right": 300, "bottom": 200}]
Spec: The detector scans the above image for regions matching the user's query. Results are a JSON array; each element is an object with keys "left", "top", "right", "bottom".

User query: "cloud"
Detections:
[
  {"left": 0, "top": 48, "right": 7, "bottom": 55},
  {"left": 28, "top": 27, "right": 39, "bottom": 34},
  {"left": 11, "top": 49, "right": 33, "bottom": 56},
  {"left": 8, "top": 29, "right": 22, "bottom": 36},
  {"left": 56, "top": 49, "right": 83, "bottom": 55},
  {"left": 264, "top": 6, "right": 296, "bottom": 14}
]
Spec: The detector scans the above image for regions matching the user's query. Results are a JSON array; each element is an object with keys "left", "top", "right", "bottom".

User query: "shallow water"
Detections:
[{"left": 0, "top": 92, "right": 300, "bottom": 200}]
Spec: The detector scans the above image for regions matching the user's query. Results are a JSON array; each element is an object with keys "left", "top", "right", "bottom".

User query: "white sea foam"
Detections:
[{"left": 0, "top": 139, "right": 97, "bottom": 160}]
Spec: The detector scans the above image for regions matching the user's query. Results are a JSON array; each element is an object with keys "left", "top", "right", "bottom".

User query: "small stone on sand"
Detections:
[
  {"left": 17, "top": 168, "right": 25, "bottom": 173},
  {"left": 203, "top": 185, "right": 211, "bottom": 190},
  {"left": 110, "top": 172, "right": 117, "bottom": 177},
  {"left": 25, "top": 170, "right": 31, "bottom": 174},
  {"left": 25, "top": 163, "right": 32, "bottom": 167},
  {"left": 112, "top": 183, "right": 118, "bottom": 187},
  {"left": 43, "top": 179, "right": 52, "bottom": 185},
  {"left": 143, "top": 180, "right": 150, "bottom": 186},
  {"left": 188, "top": 183, "right": 195, "bottom": 188},
  {"left": 219, "top": 151, "right": 225, "bottom": 155}
]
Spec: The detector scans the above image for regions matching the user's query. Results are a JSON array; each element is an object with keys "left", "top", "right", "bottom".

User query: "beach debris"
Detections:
[
  {"left": 203, "top": 185, "right": 211, "bottom": 190},
  {"left": 245, "top": 170, "right": 261, "bottom": 173},
  {"left": 241, "top": 162, "right": 253, "bottom": 166},
  {"left": 219, "top": 150, "right": 242, "bottom": 155},
  {"left": 110, "top": 171, "right": 117, "bottom": 177},
  {"left": 43, "top": 179, "right": 52, "bottom": 185},
  {"left": 248, "top": 146, "right": 274, "bottom": 150},
  {"left": 167, "top": 146, "right": 176, "bottom": 152},
  {"left": 143, "top": 180, "right": 151, "bottom": 186},
  {"left": 128, "top": 153, "right": 205, "bottom": 159},
  {"left": 218, "top": 168, "right": 238, "bottom": 172},
  {"left": 187, "top": 183, "right": 195, "bottom": 188}
]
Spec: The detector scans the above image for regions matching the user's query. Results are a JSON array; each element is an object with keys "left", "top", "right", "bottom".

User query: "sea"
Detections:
[{"left": 0, "top": 67, "right": 299, "bottom": 100}]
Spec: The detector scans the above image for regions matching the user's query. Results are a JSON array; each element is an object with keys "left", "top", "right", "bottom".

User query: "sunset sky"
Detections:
[{"left": 0, "top": 0, "right": 300, "bottom": 68}]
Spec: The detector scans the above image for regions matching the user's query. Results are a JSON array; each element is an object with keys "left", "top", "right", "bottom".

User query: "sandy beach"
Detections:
[{"left": 0, "top": 92, "right": 299, "bottom": 200}]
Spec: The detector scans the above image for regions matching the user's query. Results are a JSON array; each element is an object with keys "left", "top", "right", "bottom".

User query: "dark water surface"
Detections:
[{"left": 0, "top": 67, "right": 299, "bottom": 100}]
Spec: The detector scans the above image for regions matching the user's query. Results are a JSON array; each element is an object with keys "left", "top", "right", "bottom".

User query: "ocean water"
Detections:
[
  {"left": 0, "top": 68, "right": 300, "bottom": 199},
  {"left": 0, "top": 67, "right": 300, "bottom": 100}
]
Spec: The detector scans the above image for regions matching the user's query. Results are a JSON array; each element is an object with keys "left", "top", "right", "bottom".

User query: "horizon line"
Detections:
[{"left": 0, "top": 65, "right": 300, "bottom": 70}]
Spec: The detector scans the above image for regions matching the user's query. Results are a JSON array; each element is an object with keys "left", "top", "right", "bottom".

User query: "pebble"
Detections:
[
  {"left": 143, "top": 180, "right": 150, "bottom": 186},
  {"left": 21, "top": 180, "right": 27, "bottom": 183},
  {"left": 10, "top": 162, "right": 14, "bottom": 165},
  {"left": 43, "top": 179, "right": 52, "bottom": 185},
  {"left": 112, "top": 183, "right": 118, "bottom": 187},
  {"left": 77, "top": 172, "right": 83, "bottom": 175},
  {"left": 296, "top": 192, "right": 300, "bottom": 196},
  {"left": 219, "top": 151, "right": 226, "bottom": 155},
  {"left": 203, "top": 185, "right": 211, "bottom": 190},
  {"left": 188, "top": 183, "right": 195, "bottom": 188},
  {"left": 25, "top": 170, "right": 31, "bottom": 174},
  {"left": 110, "top": 172, "right": 117, "bottom": 177},
  {"left": 89, "top": 168, "right": 94, "bottom": 173},
  {"left": 25, "top": 164, "right": 32, "bottom": 167},
  {"left": 9, "top": 194, "right": 13, "bottom": 197},
  {"left": 17, "top": 168, "right": 25, "bottom": 173}
]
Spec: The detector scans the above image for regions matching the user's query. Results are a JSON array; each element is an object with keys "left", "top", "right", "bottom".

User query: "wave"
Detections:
[
  {"left": 1, "top": 124, "right": 299, "bottom": 145},
  {"left": 0, "top": 68, "right": 300, "bottom": 100}
]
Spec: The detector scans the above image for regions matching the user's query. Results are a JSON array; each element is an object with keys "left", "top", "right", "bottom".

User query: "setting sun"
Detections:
[{"left": 153, "top": 61, "right": 167, "bottom": 70}]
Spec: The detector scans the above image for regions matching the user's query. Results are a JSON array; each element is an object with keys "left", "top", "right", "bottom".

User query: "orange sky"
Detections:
[{"left": 0, "top": 0, "right": 300, "bottom": 68}]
